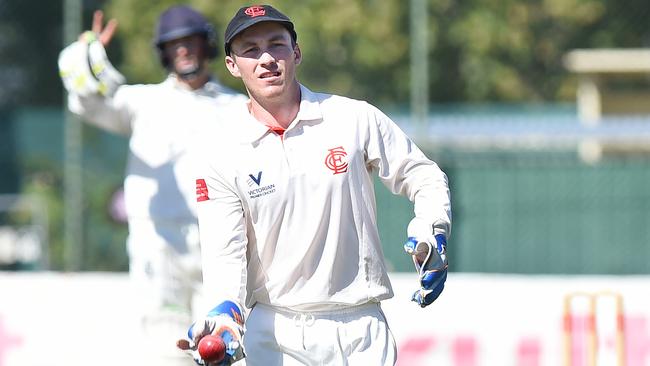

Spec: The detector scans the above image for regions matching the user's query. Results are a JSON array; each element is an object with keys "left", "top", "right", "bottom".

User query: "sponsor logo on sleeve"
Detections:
[{"left": 196, "top": 179, "right": 209, "bottom": 202}]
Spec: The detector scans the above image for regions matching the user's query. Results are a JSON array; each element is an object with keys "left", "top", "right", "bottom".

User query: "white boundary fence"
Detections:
[{"left": 0, "top": 272, "right": 649, "bottom": 366}]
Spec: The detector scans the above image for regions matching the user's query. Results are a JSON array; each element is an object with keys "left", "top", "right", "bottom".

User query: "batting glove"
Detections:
[
  {"left": 177, "top": 300, "right": 246, "bottom": 366},
  {"left": 404, "top": 234, "right": 448, "bottom": 308},
  {"left": 58, "top": 31, "right": 125, "bottom": 97}
]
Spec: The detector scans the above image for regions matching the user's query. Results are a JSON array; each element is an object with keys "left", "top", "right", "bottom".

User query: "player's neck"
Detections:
[
  {"left": 248, "top": 83, "right": 301, "bottom": 129},
  {"left": 178, "top": 72, "right": 210, "bottom": 90}
]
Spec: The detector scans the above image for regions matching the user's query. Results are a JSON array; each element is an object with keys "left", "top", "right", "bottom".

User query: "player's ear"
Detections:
[
  {"left": 293, "top": 43, "right": 302, "bottom": 65},
  {"left": 225, "top": 56, "right": 241, "bottom": 78}
]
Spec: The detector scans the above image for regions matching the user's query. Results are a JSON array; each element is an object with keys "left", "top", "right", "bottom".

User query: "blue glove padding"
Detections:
[
  {"left": 177, "top": 300, "right": 246, "bottom": 366},
  {"left": 404, "top": 234, "right": 448, "bottom": 308}
]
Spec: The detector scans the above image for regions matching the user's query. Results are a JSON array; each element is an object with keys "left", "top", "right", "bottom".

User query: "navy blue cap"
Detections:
[{"left": 224, "top": 5, "right": 297, "bottom": 55}]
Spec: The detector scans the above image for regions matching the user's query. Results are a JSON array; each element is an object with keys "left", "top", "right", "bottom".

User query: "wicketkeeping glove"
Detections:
[
  {"left": 404, "top": 234, "right": 448, "bottom": 307},
  {"left": 177, "top": 300, "right": 246, "bottom": 366}
]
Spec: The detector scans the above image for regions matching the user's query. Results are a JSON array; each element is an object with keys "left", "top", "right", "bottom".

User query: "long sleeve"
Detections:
[
  {"left": 67, "top": 86, "right": 133, "bottom": 136},
  {"left": 364, "top": 104, "right": 452, "bottom": 239},
  {"left": 195, "top": 151, "right": 249, "bottom": 309}
]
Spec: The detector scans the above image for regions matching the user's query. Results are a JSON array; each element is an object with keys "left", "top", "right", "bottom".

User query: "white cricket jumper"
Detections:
[
  {"left": 69, "top": 76, "right": 246, "bottom": 226},
  {"left": 67, "top": 74, "right": 247, "bottom": 312}
]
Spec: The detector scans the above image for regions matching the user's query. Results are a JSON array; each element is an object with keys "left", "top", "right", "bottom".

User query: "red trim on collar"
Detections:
[{"left": 269, "top": 126, "right": 286, "bottom": 136}]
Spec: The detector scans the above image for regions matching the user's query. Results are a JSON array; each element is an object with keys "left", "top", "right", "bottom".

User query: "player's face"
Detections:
[
  {"left": 163, "top": 34, "right": 207, "bottom": 76},
  {"left": 225, "top": 22, "right": 301, "bottom": 101}
]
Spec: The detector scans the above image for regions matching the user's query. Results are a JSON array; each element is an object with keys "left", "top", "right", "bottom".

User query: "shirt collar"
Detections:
[
  {"left": 294, "top": 84, "right": 323, "bottom": 124},
  {"left": 236, "top": 83, "right": 324, "bottom": 144}
]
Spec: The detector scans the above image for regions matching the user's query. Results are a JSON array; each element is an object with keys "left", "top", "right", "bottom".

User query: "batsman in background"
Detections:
[
  {"left": 57, "top": 5, "right": 246, "bottom": 365},
  {"left": 178, "top": 4, "right": 452, "bottom": 366}
]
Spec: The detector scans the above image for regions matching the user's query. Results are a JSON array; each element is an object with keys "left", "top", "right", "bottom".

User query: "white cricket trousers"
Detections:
[
  {"left": 243, "top": 302, "right": 397, "bottom": 366},
  {"left": 127, "top": 219, "right": 202, "bottom": 366}
]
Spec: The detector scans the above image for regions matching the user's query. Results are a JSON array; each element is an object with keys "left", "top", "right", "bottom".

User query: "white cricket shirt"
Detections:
[
  {"left": 196, "top": 85, "right": 451, "bottom": 311},
  {"left": 68, "top": 75, "right": 247, "bottom": 223}
]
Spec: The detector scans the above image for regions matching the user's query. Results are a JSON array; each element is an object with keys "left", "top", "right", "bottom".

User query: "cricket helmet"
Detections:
[{"left": 154, "top": 5, "right": 218, "bottom": 68}]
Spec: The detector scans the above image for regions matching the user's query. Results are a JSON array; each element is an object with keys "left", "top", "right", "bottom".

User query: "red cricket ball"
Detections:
[{"left": 198, "top": 335, "right": 226, "bottom": 363}]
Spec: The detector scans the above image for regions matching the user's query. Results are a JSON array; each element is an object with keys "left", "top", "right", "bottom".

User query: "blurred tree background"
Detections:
[
  {"left": 1, "top": 0, "right": 649, "bottom": 271},
  {"left": 105, "top": 0, "right": 650, "bottom": 107},
  {"left": 3, "top": 0, "right": 649, "bottom": 109}
]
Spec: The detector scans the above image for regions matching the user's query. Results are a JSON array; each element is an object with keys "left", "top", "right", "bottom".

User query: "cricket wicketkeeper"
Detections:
[{"left": 177, "top": 4, "right": 452, "bottom": 366}]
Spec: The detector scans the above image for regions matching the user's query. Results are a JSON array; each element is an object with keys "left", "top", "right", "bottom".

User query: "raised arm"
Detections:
[{"left": 58, "top": 9, "right": 131, "bottom": 135}]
